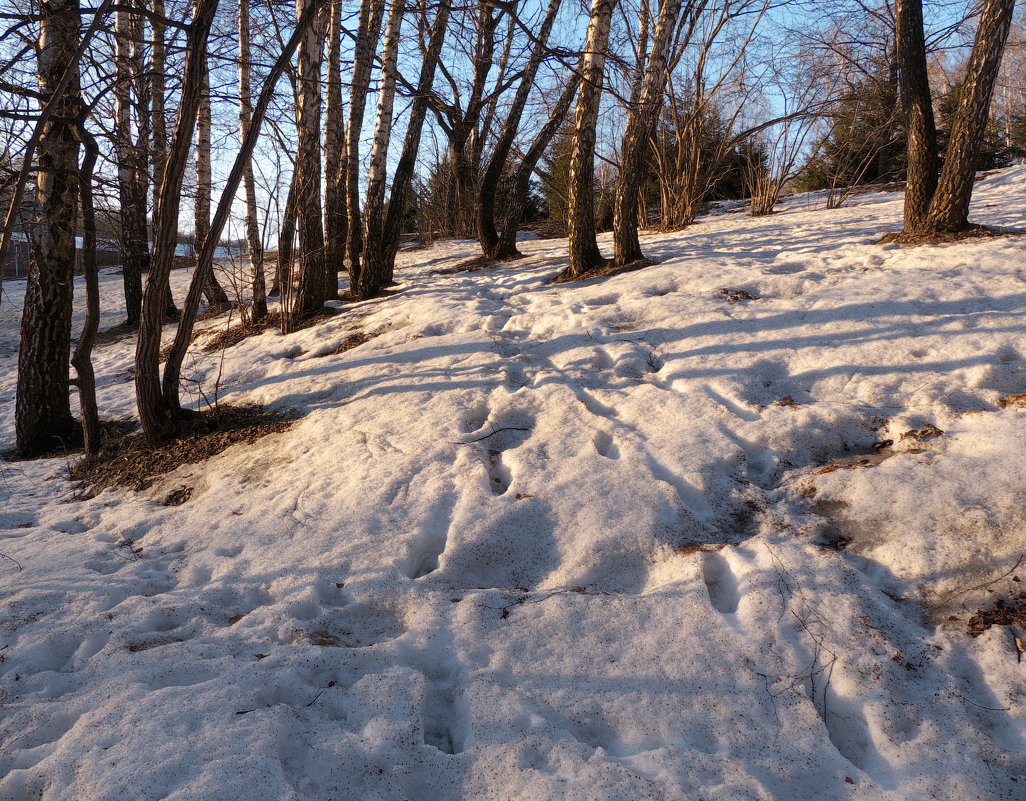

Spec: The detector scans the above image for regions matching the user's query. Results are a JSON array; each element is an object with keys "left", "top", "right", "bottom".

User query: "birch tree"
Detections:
[
  {"left": 565, "top": 0, "right": 618, "bottom": 278},
  {"left": 612, "top": 0, "right": 686, "bottom": 266},
  {"left": 342, "top": 0, "right": 386, "bottom": 290},
  {"left": 239, "top": 0, "right": 267, "bottom": 319},
  {"left": 358, "top": 0, "right": 451, "bottom": 299}
]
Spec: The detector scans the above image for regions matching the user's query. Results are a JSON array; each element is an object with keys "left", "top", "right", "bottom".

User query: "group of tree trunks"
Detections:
[{"left": 5, "top": 0, "right": 1016, "bottom": 457}]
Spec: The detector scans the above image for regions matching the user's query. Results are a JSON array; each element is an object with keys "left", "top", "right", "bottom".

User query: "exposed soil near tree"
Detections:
[{"left": 70, "top": 403, "right": 295, "bottom": 494}]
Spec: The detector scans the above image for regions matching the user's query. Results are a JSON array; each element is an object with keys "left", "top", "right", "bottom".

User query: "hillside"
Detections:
[{"left": 2, "top": 170, "right": 1026, "bottom": 800}]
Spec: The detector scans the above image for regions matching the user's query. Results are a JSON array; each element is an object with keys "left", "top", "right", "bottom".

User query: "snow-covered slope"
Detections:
[{"left": 2, "top": 169, "right": 1026, "bottom": 800}]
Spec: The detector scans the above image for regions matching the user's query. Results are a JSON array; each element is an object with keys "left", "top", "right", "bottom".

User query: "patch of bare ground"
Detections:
[
  {"left": 522, "top": 221, "right": 568, "bottom": 239},
  {"left": 70, "top": 404, "right": 296, "bottom": 495},
  {"left": 966, "top": 595, "right": 1026, "bottom": 637},
  {"left": 433, "top": 255, "right": 496, "bottom": 275},
  {"left": 551, "top": 258, "right": 655, "bottom": 285},
  {"left": 877, "top": 224, "right": 1023, "bottom": 246},
  {"left": 331, "top": 330, "right": 375, "bottom": 355}
]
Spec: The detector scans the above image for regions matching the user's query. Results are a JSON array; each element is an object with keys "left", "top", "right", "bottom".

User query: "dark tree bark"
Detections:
[
  {"left": 135, "top": 0, "right": 219, "bottom": 445},
  {"left": 566, "top": 0, "right": 617, "bottom": 278},
  {"left": 162, "top": 0, "right": 319, "bottom": 412},
  {"left": 895, "top": 0, "right": 939, "bottom": 234},
  {"left": 113, "top": 1, "right": 147, "bottom": 324},
  {"left": 477, "top": 0, "right": 562, "bottom": 258},
  {"left": 493, "top": 69, "right": 582, "bottom": 260},
  {"left": 925, "top": 0, "right": 1015, "bottom": 231},
  {"left": 16, "top": 0, "right": 81, "bottom": 456},
  {"left": 149, "top": 0, "right": 180, "bottom": 320},
  {"left": 358, "top": 0, "right": 451, "bottom": 299},
  {"left": 322, "top": 0, "right": 347, "bottom": 279},
  {"left": 290, "top": 0, "right": 329, "bottom": 321},
  {"left": 271, "top": 169, "right": 298, "bottom": 300},
  {"left": 71, "top": 125, "right": 101, "bottom": 455},
  {"left": 612, "top": 0, "right": 684, "bottom": 266}
]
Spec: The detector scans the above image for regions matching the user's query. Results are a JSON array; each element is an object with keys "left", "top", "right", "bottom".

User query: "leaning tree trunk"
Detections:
[
  {"left": 895, "top": 0, "right": 939, "bottom": 235},
  {"left": 612, "top": 0, "right": 684, "bottom": 266},
  {"left": 289, "top": 0, "right": 329, "bottom": 321},
  {"left": 150, "top": 0, "right": 180, "bottom": 319},
  {"left": 15, "top": 0, "right": 81, "bottom": 457},
  {"left": 135, "top": 0, "right": 219, "bottom": 445},
  {"left": 195, "top": 57, "right": 231, "bottom": 306},
  {"left": 477, "top": 0, "right": 562, "bottom": 258},
  {"left": 342, "top": 0, "right": 386, "bottom": 291},
  {"left": 322, "top": 0, "right": 347, "bottom": 279},
  {"left": 238, "top": 0, "right": 267, "bottom": 320},
  {"left": 114, "top": 2, "right": 146, "bottom": 324},
  {"left": 566, "top": 0, "right": 618, "bottom": 278},
  {"left": 162, "top": 0, "right": 320, "bottom": 411},
  {"left": 358, "top": 0, "right": 451, "bottom": 299},
  {"left": 494, "top": 69, "right": 582, "bottom": 259},
  {"left": 925, "top": 0, "right": 1015, "bottom": 231},
  {"left": 71, "top": 125, "right": 101, "bottom": 455}
]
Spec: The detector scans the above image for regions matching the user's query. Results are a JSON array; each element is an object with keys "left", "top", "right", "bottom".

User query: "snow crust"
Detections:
[{"left": 2, "top": 169, "right": 1026, "bottom": 799}]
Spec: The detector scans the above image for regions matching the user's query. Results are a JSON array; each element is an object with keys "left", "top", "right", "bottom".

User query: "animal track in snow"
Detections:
[
  {"left": 814, "top": 687, "right": 878, "bottom": 774},
  {"left": 702, "top": 550, "right": 740, "bottom": 614},
  {"left": 592, "top": 431, "right": 620, "bottom": 459},
  {"left": 423, "top": 678, "right": 469, "bottom": 754},
  {"left": 404, "top": 494, "right": 457, "bottom": 579},
  {"left": 460, "top": 403, "right": 490, "bottom": 433}
]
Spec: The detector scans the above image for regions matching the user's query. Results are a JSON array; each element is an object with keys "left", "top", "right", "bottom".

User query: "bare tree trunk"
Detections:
[
  {"left": 271, "top": 169, "right": 298, "bottom": 299},
  {"left": 343, "top": 0, "right": 386, "bottom": 291},
  {"left": 196, "top": 60, "right": 231, "bottom": 306},
  {"left": 895, "top": 0, "right": 939, "bottom": 234},
  {"left": 566, "top": 0, "right": 617, "bottom": 278},
  {"left": 477, "top": 0, "right": 562, "bottom": 257},
  {"left": 71, "top": 125, "right": 101, "bottom": 455},
  {"left": 162, "top": 0, "right": 319, "bottom": 411},
  {"left": 364, "top": 0, "right": 405, "bottom": 214},
  {"left": 114, "top": 3, "right": 145, "bottom": 324},
  {"left": 613, "top": 0, "right": 684, "bottom": 266},
  {"left": 494, "top": 69, "right": 582, "bottom": 259},
  {"left": 925, "top": 0, "right": 1014, "bottom": 231},
  {"left": 358, "top": 0, "right": 451, "bottom": 299},
  {"left": 150, "top": 0, "right": 180, "bottom": 320},
  {"left": 239, "top": 0, "right": 267, "bottom": 320},
  {"left": 135, "top": 0, "right": 219, "bottom": 445},
  {"left": 322, "top": 0, "right": 347, "bottom": 278},
  {"left": 16, "top": 0, "right": 81, "bottom": 457},
  {"left": 290, "top": 0, "right": 329, "bottom": 321}
]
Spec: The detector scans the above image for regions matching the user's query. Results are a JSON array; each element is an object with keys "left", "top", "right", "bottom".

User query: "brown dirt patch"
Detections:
[
  {"left": 999, "top": 394, "right": 1026, "bottom": 409},
  {"left": 433, "top": 255, "right": 496, "bottom": 275},
  {"left": 70, "top": 404, "right": 296, "bottom": 495},
  {"left": 877, "top": 224, "right": 1023, "bottom": 246},
  {"left": 966, "top": 595, "right": 1026, "bottom": 637}
]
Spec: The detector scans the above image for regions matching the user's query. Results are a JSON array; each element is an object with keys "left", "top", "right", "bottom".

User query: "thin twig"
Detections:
[
  {"left": 451, "top": 426, "right": 531, "bottom": 445},
  {"left": 927, "top": 555, "right": 1024, "bottom": 611}
]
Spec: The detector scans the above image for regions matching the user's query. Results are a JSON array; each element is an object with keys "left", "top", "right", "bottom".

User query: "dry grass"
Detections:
[
  {"left": 71, "top": 404, "right": 296, "bottom": 495},
  {"left": 551, "top": 258, "right": 654, "bottom": 285}
]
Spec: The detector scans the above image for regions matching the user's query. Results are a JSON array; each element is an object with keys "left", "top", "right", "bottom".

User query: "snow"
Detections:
[{"left": 2, "top": 169, "right": 1026, "bottom": 800}]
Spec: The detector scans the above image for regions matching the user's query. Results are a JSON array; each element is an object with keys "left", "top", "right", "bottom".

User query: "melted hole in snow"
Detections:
[{"left": 702, "top": 551, "right": 740, "bottom": 615}]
